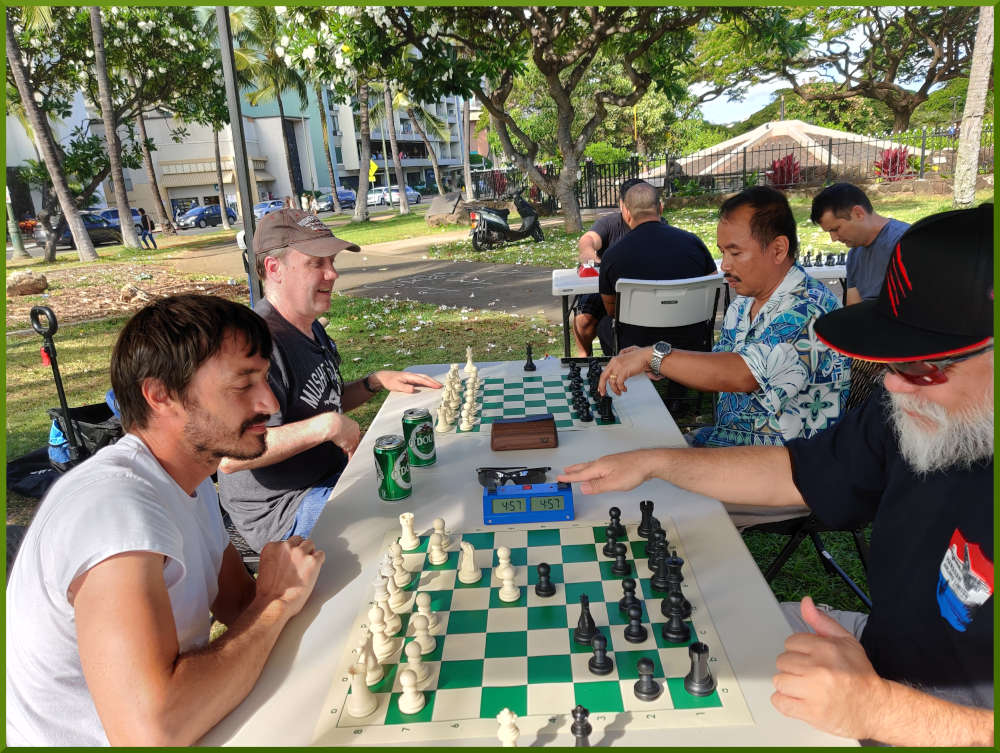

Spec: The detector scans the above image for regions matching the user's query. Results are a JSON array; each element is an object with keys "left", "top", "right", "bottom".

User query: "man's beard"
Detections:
[
  {"left": 887, "top": 389, "right": 994, "bottom": 475},
  {"left": 183, "top": 410, "right": 270, "bottom": 462}
]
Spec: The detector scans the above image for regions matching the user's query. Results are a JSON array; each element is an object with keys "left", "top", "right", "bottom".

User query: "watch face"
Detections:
[{"left": 654, "top": 341, "right": 671, "bottom": 356}]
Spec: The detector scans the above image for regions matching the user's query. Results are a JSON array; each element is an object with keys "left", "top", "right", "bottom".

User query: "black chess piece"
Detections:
[
  {"left": 598, "top": 394, "right": 614, "bottom": 423},
  {"left": 660, "top": 585, "right": 692, "bottom": 621},
  {"left": 587, "top": 634, "right": 614, "bottom": 675},
  {"left": 623, "top": 604, "right": 648, "bottom": 643},
  {"left": 633, "top": 657, "right": 663, "bottom": 701},
  {"left": 523, "top": 343, "right": 536, "bottom": 371},
  {"left": 571, "top": 704, "right": 592, "bottom": 747},
  {"left": 650, "top": 553, "right": 671, "bottom": 593},
  {"left": 578, "top": 405, "right": 594, "bottom": 422},
  {"left": 802, "top": 251, "right": 813, "bottom": 266},
  {"left": 602, "top": 527, "right": 618, "bottom": 558},
  {"left": 661, "top": 591, "right": 691, "bottom": 644},
  {"left": 608, "top": 506, "right": 625, "bottom": 539},
  {"left": 573, "top": 594, "right": 598, "bottom": 645},
  {"left": 535, "top": 562, "right": 556, "bottom": 598},
  {"left": 611, "top": 542, "right": 631, "bottom": 576},
  {"left": 684, "top": 642, "right": 717, "bottom": 696},
  {"left": 647, "top": 528, "right": 667, "bottom": 573},
  {"left": 618, "top": 577, "right": 640, "bottom": 613},
  {"left": 638, "top": 499, "right": 655, "bottom": 538},
  {"left": 837, "top": 251, "right": 847, "bottom": 266}
]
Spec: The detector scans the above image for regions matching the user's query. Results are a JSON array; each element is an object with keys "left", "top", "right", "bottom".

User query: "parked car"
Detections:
[
  {"left": 390, "top": 185, "right": 422, "bottom": 204},
  {"left": 366, "top": 187, "right": 390, "bottom": 206},
  {"left": 32, "top": 213, "right": 123, "bottom": 248},
  {"left": 316, "top": 188, "right": 356, "bottom": 211},
  {"left": 253, "top": 199, "right": 286, "bottom": 219},
  {"left": 177, "top": 204, "right": 238, "bottom": 229},
  {"left": 98, "top": 207, "right": 142, "bottom": 233}
]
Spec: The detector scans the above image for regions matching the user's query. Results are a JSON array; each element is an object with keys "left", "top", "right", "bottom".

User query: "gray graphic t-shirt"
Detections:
[
  {"left": 846, "top": 218, "right": 910, "bottom": 300},
  {"left": 218, "top": 299, "right": 347, "bottom": 551}
]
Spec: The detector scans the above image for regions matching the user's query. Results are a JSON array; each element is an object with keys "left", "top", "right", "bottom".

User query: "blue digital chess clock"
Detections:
[{"left": 482, "top": 482, "right": 575, "bottom": 525}]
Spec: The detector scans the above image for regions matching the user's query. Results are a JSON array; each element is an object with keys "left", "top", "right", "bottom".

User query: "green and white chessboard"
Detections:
[
  {"left": 314, "top": 519, "right": 750, "bottom": 745},
  {"left": 451, "top": 374, "right": 625, "bottom": 433}
]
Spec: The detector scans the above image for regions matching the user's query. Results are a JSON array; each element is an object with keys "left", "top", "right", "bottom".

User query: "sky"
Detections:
[{"left": 696, "top": 82, "right": 783, "bottom": 125}]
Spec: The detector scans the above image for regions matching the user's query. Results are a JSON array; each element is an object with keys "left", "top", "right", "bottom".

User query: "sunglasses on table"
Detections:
[
  {"left": 882, "top": 343, "right": 993, "bottom": 386},
  {"left": 477, "top": 466, "right": 551, "bottom": 487}
]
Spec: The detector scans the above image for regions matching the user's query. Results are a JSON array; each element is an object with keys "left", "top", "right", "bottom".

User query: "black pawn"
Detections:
[
  {"left": 578, "top": 405, "right": 594, "bottom": 422},
  {"left": 608, "top": 506, "right": 626, "bottom": 539},
  {"left": 573, "top": 594, "right": 598, "bottom": 645},
  {"left": 638, "top": 499, "right": 655, "bottom": 537},
  {"left": 535, "top": 562, "right": 556, "bottom": 598},
  {"left": 660, "top": 583, "right": 691, "bottom": 621},
  {"left": 623, "top": 604, "right": 648, "bottom": 643},
  {"left": 618, "top": 577, "right": 640, "bottom": 613},
  {"left": 633, "top": 657, "right": 663, "bottom": 701},
  {"left": 647, "top": 528, "right": 667, "bottom": 573},
  {"left": 587, "top": 634, "right": 614, "bottom": 675},
  {"left": 684, "top": 641, "right": 717, "bottom": 696},
  {"left": 661, "top": 591, "right": 691, "bottom": 644},
  {"left": 602, "top": 527, "right": 617, "bottom": 558},
  {"left": 571, "top": 704, "right": 592, "bottom": 747},
  {"left": 611, "top": 542, "right": 631, "bottom": 576},
  {"left": 523, "top": 343, "right": 536, "bottom": 371},
  {"left": 650, "top": 553, "right": 671, "bottom": 593},
  {"left": 598, "top": 394, "right": 614, "bottom": 423}
]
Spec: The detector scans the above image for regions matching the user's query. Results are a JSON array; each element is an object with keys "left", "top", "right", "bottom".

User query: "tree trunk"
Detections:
[
  {"left": 213, "top": 130, "right": 231, "bottom": 230},
  {"left": 953, "top": 5, "right": 993, "bottom": 208},
  {"left": 275, "top": 85, "right": 297, "bottom": 200},
  {"left": 462, "top": 97, "right": 474, "bottom": 201},
  {"left": 408, "top": 107, "right": 445, "bottom": 196},
  {"left": 6, "top": 15, "right": 97, "bottom": 261},
  {"left": 133, "top": 98, "right": 176, "bottom": 235},
  {"left": 384, "top": 83, "right": 409, "bottom": 214},
  {"left": 891, "top": 108, "right": 915, "bottom": 133},
  {"left": 89, "top": 7, "right": 141, "bottom": 250},
  {"left": 555, "top": 158, "right": 583, "bottom": 233},
  {"left": 352, "top": 80, "right": 371, "bottom": 222},
  {"left": 315, "top": 83, "right": 342, "bottom": 213}
]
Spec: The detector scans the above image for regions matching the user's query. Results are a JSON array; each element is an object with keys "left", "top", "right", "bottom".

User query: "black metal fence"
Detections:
[{"left": 469, "top": 123, "right": 993, "bottom": 210}]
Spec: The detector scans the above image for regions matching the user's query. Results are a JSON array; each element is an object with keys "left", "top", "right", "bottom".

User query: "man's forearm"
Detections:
[
  {"left": 660, "top": 349, "right": 759, "bottom": 393},
  {"left": 341, "top": 375, "right": 380, "bottom": 412},
  {"left": 869, "top": 681, "right": 993, "bottom": 746},
  {"left": 218, "top": 415, "right": 330, "bottom": 473},
  {"left": 641, "top": 446, "right": 805, "bottom": 509}
]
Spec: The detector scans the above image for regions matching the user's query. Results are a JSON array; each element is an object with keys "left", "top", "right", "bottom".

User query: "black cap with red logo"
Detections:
[{"left": 814, "top": 203, "right": 993, "bottom": 362}]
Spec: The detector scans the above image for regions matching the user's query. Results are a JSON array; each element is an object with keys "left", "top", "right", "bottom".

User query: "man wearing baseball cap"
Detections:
[
  {"left": 560, "top": 203, "right": 993, "bottom": 745},
  {"left": 218, "top": 209, "right": 441, "bottom": 551}
]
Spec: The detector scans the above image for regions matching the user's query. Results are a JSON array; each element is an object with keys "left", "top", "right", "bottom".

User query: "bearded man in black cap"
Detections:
[{"left": 560, "top": 204, "right": 994, "bottom": 745}]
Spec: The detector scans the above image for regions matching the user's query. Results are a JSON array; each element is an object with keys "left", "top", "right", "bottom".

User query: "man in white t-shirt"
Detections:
[{"left": 5, "top": 294, "right": 324, "bottom": 746}]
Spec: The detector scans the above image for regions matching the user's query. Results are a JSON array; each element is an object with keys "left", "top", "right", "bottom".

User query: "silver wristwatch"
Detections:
[{"left": 650, "top": 341, "right": 672, "bottom": 375}]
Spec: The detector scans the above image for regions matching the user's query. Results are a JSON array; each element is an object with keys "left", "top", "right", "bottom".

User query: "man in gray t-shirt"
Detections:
[
  {"left": 217, "top": 209, "right": 441, "bottom": 552},
  {"left": 810, "top": 183, "right": 909, "bottom": 304}
]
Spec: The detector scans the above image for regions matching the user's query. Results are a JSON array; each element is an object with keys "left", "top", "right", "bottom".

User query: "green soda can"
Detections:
[
  {"left": 374, "top": 434, "right": 412, "bottom": 501},
  {"left": 402, "top": 408, "right": 436, "bottom": 467}
]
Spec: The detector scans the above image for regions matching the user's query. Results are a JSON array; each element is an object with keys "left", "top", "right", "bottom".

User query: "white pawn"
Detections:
[
  {"left": 496, "top": 546, "right": 512, "bottom": 572},
  {"left": 373, "top": 579, "right": 402, "bottom": 636},
  {"left": 458, "top": 541, "right": 482, "bottom": 584},
  {"left": 381, "top": 563, "right": 411, "bottom": 613},
  {"left": 435, "top": 406, "right": 452, "bottom": 433},
  {"left": 403, "top": 640, "right": 431, "bottom": 686},
  {"left": 498, "top": 564, "right": 520, "bottom": 603},
  {"left": 427, "top": 533, "right": 448, "bottom": 566},
  {"left": 397, "top": 668, "right": 425, "bottom": 715},
  {"left": 390, "top": 542, "right": 412, "bottom": 588},
  {"left": 448, "top": 363, "right": 459, "bottom": 379},
  {"left": 368, "top": 605, "right": 396, "bottom": 664},
  {"left": 469, "top": 365, "right": 479, "bottom": 381},
  {"left": 432, "top": 518, "right": 451, "bottom": 549},
  {"left": 346, "top": 662, "right": 378, "bottom": 718},
  {"left": 356, "top": 627, "right": 384, "bottom": 685},
  {"left": 459, "top": 412, "right": 475, "bottom": 432},
  {"left": 464, "top": 346, "right": 475, "bottom": 374},
  {"left": 398, "top": 512, "right": 420, "bottom": 551},
  {"left": 496, "top": 707, "right": 520, "bottom": 747},
  {"left": 415, "top": 591, "right": 440, "bottom": 632},
  {"left": 410, "top": 613, "right": 436, "bottom": 654}
]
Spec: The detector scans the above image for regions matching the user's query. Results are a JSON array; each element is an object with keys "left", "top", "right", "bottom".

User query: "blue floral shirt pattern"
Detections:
[{"left": 692, "top": 265, "right": 851, "bottom": 447}]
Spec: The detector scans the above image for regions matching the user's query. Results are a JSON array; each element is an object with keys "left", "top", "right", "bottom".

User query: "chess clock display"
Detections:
[{"left": 482, "top": 481, "right": 575, "bottom": 525}]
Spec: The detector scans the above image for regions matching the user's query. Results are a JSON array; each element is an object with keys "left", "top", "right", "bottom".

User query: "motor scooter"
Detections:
[{"left": 469, "top": 189, "right": 544, "bottom": 251}]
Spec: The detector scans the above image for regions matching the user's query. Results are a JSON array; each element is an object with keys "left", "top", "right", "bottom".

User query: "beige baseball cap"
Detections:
[{"left": 253, "top": 208, "right": 360, "bottom": 257}]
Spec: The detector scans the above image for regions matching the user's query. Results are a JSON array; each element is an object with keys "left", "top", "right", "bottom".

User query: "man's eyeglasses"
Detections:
[
  {"left": 883, "top": 343, "right": 993, "bottom": 386},
  {"left": 477, "top": 466, "right": 551, "bottom": 487}
]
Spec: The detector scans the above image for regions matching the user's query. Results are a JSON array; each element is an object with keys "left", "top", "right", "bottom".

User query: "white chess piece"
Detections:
[
  {"left": 449, "top": 363, "right": 459, "bottom": 379},
  {"left": 469, "top": 365, "right": 479, "bottom": 381},
  {"left": 427, "top": 533, "right": 447, "bottom": 566},
  {"left": 373, "top": 579, "right": 401, "bottom": 636},
  {"left": 409, "top": 613, "right": 436, "bottom": 654},
  {"left": 498, "top": 564, "right": 520, "bottom": 603},
  {"left": 390, "top": 542, "right": 412, "bottom": 588},
  {"left": 381, "top": 565, "right": 411, "bottom": 613},
  {"left": 356, "top": 627, "right": 384, "bottom": 685},
  {"left": 459, "top": 411, "right": 475, "bottom": 432},
  {"left": 398, "top": 512, "right": 420, "bottom": 551},
  {"left": 368, "top": 605, "right": 397, "bottom": 664},
  {"left": 496, "top": 546, "right": 512, "bottom": 572},
  {"left": 496, "top": 707, "right": 520, "bottom": 747},
  {"left": 396, "top": 668, "right": 425, "bottom": 715},
  {"left": 346, "top": 662, "right": 379, "bottom": 718},
  {"left": 464, "top": 346, "right": 475, "bottom": 374},
  {"left": 458, "top": 541, "right": 482, "bottom": 584},
  {"left": 403, "top": 640, "right": 431, "bottom": 686},
  {"left": 435, "top": 406, "right": 451, "bottom": 433},
  {"left": 432, "top": 518, "right": 451, "bottom": 549},
  {"left": 414, "top": 591, "right": 440, "bottom": 632}
]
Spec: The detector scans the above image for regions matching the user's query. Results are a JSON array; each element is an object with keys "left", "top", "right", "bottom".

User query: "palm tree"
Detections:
[
  {"left": 231, "top": 6, "right": 308, "bottom": 200},
  {"left": 953, "top": 4, "right": 993, "bottom": 208},
  {"left": 396, "top": 92, "right": 451, "bottom": 197},
  {"left": 314, "top": 83, "right": 342, "bottom": 213},
  {"left": 89, "top": 7, "right": 142, "bottom": 249},
  {"left": 353, "top": 80, "right": 372, "bottom": 222},
  {"left": 367, "top": 81, "right": 408, "bottom": 214},
  {"left": 128, "top": 73, "right": 176, "bottom": 235}
]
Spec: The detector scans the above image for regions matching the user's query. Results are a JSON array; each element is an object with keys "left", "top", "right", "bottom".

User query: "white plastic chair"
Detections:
[{"left": 612, "top": 273, "right": 724, "bottom": 355}]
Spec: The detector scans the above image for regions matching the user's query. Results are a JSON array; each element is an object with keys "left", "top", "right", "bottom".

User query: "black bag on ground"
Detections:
[{"left": 47, "top": 403, "right": 124, "bottom": 472}]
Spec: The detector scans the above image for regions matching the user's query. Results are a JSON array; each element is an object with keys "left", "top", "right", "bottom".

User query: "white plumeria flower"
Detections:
[
  {"left": 274, "top": 45, "right": 284, "bottom": 57},
  {"left": 280, "top": 35, "right": 290, "bottom": 47}
]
